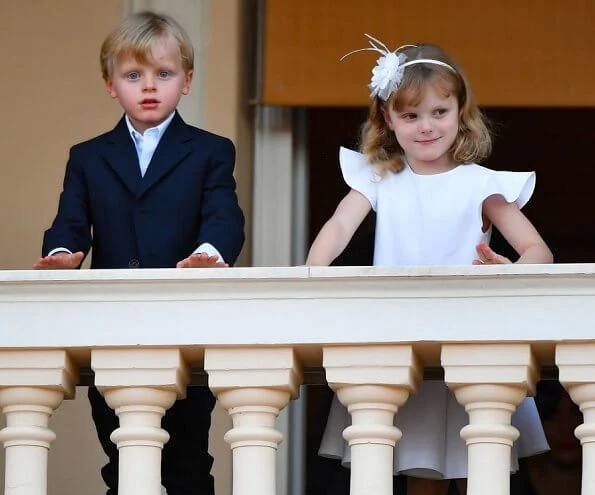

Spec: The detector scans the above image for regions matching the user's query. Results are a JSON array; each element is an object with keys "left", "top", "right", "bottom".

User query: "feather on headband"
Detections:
[{"left": 341, "top": 34, "right": 456, "bottom": 101}]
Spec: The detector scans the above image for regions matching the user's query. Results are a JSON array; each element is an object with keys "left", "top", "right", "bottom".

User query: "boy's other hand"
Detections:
[
  {"left": 33, "top": 251, "right": 84, "bottom": 269},
  {"left": 176, "top": 253, "right": 229, "bottom": 268},
  {"left": 472, "top": 242, "right": 512, "bottom": 265}
]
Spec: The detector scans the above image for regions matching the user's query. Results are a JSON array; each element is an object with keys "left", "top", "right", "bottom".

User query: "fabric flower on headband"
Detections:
[
  {"left": 341, "top": 34, "right": 455, "bottom": 101},
  {"left": 369, "top": 50, "right": 406, "bottom": 101}
]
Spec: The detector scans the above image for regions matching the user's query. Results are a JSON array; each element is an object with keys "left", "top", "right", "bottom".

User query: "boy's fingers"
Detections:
[
  {"left": 177, "top": 253, "right": 228, "bottom": 268},
  {"left": 72, "top": 251, "right": 84, "bottom": 263},
  {"left": 176, "top": 257, "right": 190, "bottom": 268},
  {"left": 32, "top": 259, "right": 47, "bottom": 269},
  {"left": 33, "top": 252, "right": 80, "bottom": 270}
]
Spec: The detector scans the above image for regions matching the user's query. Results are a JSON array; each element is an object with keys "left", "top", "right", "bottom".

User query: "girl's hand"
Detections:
[{"left": 472, "top": 242, "right": 511, "bottom": 265}]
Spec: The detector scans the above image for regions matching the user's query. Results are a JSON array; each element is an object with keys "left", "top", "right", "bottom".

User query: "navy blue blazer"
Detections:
[{"left": 43, "top": 112, "right": 245, "bottom": 269}]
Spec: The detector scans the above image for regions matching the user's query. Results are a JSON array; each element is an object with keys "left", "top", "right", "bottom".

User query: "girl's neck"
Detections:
[
  {"left": 405, "top": 155, "right": 458, "bottom": 175},
  {"left": 405, "top": 154, "right": 457, "bottom": 175}
]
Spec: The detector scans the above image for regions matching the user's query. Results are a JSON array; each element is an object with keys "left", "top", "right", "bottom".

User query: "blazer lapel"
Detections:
[
  {"left": 137, "top": 113, "right": 193, "bottom": 199},
  {"left": 102, "top": 116, "right": 142, "bottom": 195}
]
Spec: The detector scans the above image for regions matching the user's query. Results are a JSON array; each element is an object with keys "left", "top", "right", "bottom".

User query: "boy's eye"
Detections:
[
  {"left": 158, "top": 71, "right": 169, "bottom": 79},
  {"left": 126, "top": 72, "right": 140, "bottom": 81}
]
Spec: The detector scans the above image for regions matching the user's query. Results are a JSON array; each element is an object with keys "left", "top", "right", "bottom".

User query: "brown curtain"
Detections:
[{"left": 262, "top": 0, "right": 595, "bottom": 107}]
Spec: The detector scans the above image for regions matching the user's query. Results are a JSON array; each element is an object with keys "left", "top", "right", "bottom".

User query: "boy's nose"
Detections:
[{"left": 142, "top": 76, "right": 157, "bottom": 91}]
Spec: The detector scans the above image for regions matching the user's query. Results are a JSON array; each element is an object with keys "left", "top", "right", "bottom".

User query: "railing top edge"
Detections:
[{"left": 2, "top": 263, "right": 595, "bottom": 284}]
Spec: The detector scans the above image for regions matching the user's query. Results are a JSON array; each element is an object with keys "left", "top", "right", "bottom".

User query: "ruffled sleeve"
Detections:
[
  {"left": 481, "top": 169, "right": 536, "bottom": 209},
  {"left": 339, "top": 147, "right": 379, "bottom": 210}
]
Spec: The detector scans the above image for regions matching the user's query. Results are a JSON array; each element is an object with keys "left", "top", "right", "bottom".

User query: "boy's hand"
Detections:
[
  {"left": 33, "top": 251, "right": 85, "bottom": 270},
  {"left": 176, "top": 253, "right": 229, "bottom": 268},
  {"left": 472, "top": 242, "right": 512, "bottom": 265}
]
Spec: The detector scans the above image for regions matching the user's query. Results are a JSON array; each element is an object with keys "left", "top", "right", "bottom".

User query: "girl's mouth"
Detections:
[{"left": 416, "top": 137, "right": 441, "bottom": 145}]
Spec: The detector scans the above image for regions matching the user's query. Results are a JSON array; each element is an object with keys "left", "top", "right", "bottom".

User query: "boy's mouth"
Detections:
[{"left": 140, "top": 98, "right": 159, "bottom": 109}]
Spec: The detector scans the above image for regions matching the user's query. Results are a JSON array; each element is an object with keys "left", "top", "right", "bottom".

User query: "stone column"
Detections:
[
  {"left": 91, "top": 348, "right": 189, "bottom": 495},
  {"left": 442, "top": 344, "right": 538, "bottom": 495},
  {"left": 323, "top": 345, "right": 421, "bottom": 495},
  {"left": 204, "top": 347, "right": 302, "bottom": 495},
  {"left": 0, "top": 350, "right": 77, "bottom": 495},
  {"left": 556, "top": 343, "right": 595, "bottom": 495}
]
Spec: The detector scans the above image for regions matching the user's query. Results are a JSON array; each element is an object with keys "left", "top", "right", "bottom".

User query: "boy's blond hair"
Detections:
[{"left": 100, "top": 11, "right": 194, "bottom": 80}]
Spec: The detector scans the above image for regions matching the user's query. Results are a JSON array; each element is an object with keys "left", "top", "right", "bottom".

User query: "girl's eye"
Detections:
[
  {"left": 434, "top": 108, "right": 448, "bottom": 116},
  {"left": 127, "top": 72, "right": 140, "bottom": 81},
  {"left": 158, "top": 71, "right": 169, "bottom": 79},
  {"left": 401, "top": 113, "right": 417, "bottom": 121}
]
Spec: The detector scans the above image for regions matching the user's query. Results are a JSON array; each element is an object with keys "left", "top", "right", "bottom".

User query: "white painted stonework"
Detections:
[{"left": 1, "top": 264, "right": 595, "bottom": 495}]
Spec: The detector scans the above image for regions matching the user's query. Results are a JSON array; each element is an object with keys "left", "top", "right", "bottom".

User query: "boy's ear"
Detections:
[
  {"left": 181, "top": 70, "right": 194, "bottom": 95},
  {"left": 105, "top": 78, "right": 118, "bottom": 99}
]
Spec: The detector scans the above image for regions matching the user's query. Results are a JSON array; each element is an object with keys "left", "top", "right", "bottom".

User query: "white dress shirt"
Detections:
[{"left": 125, "top": 112, "right": 174, "bottom": 177}]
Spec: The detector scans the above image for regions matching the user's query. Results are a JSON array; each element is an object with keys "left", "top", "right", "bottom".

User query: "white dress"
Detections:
[{"left": 318, "top": 147, "right": 549, "bottom": 480}]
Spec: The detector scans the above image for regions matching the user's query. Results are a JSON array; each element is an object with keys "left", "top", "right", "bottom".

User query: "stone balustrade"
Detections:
[{"left": 1, "top": 265, "right": 594, "bottom": 495}]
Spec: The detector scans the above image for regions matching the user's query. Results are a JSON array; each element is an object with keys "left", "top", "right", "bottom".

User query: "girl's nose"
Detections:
[{"left": 419, "top": 118, "right": 432, "bottom": 133}]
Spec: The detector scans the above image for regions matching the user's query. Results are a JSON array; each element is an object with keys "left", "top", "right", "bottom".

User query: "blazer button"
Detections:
[{"left": 128, "top": 258, "right": 140, "bottom": 268}]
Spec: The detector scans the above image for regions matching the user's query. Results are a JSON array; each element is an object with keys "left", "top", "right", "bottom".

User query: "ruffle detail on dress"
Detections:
[
  {"left": 339, "top": 147, "right": 379, "bottom": 211},
  {"left": 481, "top": 170, "right": 536, "bottom": 209}
]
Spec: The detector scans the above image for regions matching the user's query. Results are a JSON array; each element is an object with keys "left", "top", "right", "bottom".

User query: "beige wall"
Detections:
[
  {"left": 0, "top": 2, "right": 124, "bottom": 491},
  {"left": 0, "top": 1, "right": 255, "bottom": 494},
  {"left": 0, "top": 0, "right": 122, "bottom": 269}
]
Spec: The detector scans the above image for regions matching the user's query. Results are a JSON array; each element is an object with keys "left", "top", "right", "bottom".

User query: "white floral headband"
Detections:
[{"left": 341, "top": 34, "right": 456, "bottom": 101}]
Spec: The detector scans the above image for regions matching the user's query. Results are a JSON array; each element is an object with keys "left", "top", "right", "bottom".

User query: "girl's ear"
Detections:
[{"left": 382, "top": 108, "right": 394, "bottom": 131}]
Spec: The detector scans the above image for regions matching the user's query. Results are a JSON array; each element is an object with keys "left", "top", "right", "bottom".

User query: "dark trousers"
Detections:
[{"left": 88, "top": 385, "right": 216, "bottom": 495}]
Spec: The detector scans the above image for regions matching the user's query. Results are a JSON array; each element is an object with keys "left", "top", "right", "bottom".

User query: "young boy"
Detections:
[{"left": 33, "top": 11, "right": 245, "bottom": 495}]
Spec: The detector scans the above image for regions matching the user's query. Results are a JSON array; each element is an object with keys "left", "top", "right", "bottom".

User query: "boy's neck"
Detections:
[{"left": 125, "top": 111, "right": 176, "bottom": 136}]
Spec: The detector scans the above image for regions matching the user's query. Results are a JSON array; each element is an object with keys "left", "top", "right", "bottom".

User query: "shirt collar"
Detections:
[{"left": 125, "top": 111, "right": 176, "bottom": 143}]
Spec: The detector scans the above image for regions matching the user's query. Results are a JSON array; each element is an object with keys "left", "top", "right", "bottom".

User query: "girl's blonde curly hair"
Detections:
[{"left": 360, "top": 43, "right": 491, "bottom": 175}]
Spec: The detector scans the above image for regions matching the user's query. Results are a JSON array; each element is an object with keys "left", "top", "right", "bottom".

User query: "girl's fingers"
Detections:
[{"left": 474, "top": 243, "right": 511, "bottom": 265}]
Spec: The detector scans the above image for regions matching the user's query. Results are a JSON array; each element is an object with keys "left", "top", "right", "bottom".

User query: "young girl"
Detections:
[{"left": 307, "top": 36, "right": 554, "bottom": 495}]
